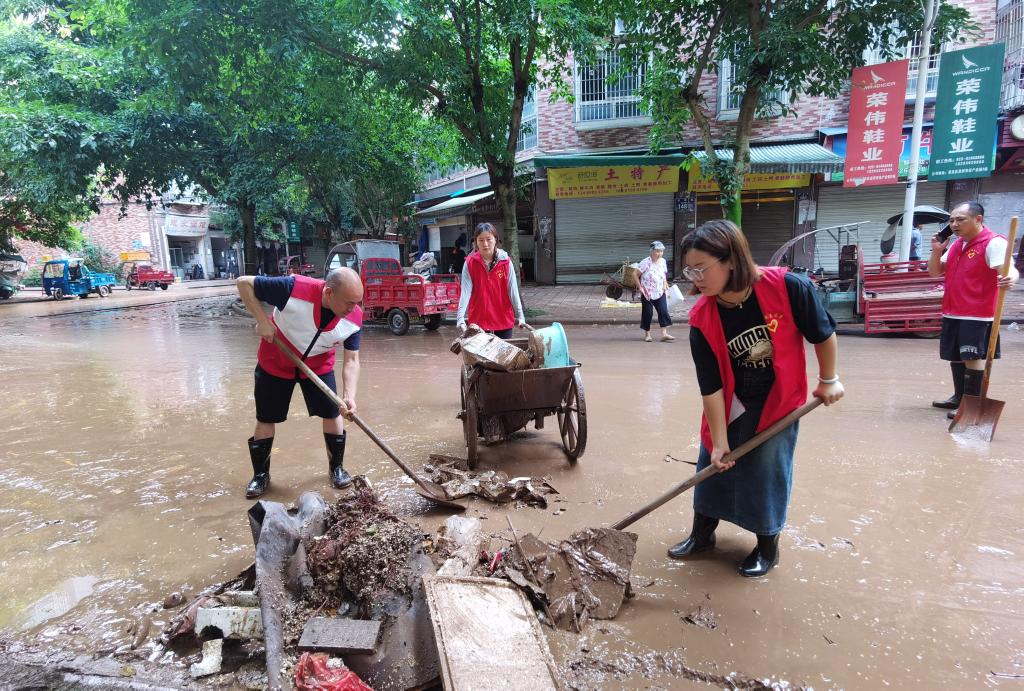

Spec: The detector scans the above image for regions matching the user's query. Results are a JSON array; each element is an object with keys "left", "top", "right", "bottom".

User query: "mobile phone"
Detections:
[{"left": 936, "top": 224, "right": 953, "bottom": 243}]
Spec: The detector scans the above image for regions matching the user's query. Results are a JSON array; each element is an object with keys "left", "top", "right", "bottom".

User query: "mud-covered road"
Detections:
[{"left": 1, "top": 295, "right": 1022, "bottom": 688}]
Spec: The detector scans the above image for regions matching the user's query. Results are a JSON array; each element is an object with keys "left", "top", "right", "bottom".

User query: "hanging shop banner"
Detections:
[
  {"left": 687, "top": 162, "right": 810, "bottom": 192},
  {"left": 548, "top": 165, "right": 679, "bottom": 200},
  {"left": 119, "top": 251, "right": 152, "bottom": 262},
  {"left": 929, "top": 43, "right": 1005, "bottom": 181},
  {"left": 827, "top": 126, "right": 932, "bottom": 182},
  {"left": 165, "top": 213, "right": 209, "bottom": 236},
  {"left": 843, "top": 60, "right": 909, "bottom": 188}
]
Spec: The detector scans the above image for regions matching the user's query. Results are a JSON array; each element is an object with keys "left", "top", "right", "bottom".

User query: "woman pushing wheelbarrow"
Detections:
[{"left": 668, "top": 220, "right": 844, "bottom": 577}]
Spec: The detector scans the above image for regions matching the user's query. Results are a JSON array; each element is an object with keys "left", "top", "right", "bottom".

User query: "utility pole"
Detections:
[{"left": 900, "top": 0, "right": 939, "bottom": 263}]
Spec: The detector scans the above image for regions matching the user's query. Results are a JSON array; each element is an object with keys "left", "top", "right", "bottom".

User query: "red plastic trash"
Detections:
[{"left": 293, "top": 652, "right": 374, "bottom": 690}]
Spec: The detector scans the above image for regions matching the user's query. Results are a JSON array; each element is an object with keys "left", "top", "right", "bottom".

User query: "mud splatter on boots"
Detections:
[
  {"left": 246, "top": 436, "right": 273, "bottom": 499},
  {"left": 738, "top": 533, "right": 779, "bottom": 577},
  {"left": 667, "top": 512, "right": 719, "bottom": 559},
  {"left": 933, "top": 362, "right": 966, "bottom": 410},
  {"left": 325, "top": 431, "right": 353, "bottom": 489}
]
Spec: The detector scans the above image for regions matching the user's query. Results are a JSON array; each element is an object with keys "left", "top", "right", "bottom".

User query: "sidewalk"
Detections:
[{"left": 520, "top": 282, "right": 1024, "bottom": 327}]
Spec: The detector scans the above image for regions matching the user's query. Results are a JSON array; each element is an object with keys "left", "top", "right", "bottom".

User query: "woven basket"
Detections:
[{"left": 622, "top": 264, "right": 640, "bottom": 289}]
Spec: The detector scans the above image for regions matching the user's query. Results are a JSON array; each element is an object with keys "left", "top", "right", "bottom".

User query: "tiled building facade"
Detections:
[{"left": 417, "top": 0, "right": 1023, "bottom": 284}]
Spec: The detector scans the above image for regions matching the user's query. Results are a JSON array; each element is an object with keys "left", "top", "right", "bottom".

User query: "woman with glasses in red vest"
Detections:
[
  {"left": 456, "top": 223, "right": 527, "bottom": 338},
  {"left": 668, "top": 220, "right": 844, "bottom": 577}
]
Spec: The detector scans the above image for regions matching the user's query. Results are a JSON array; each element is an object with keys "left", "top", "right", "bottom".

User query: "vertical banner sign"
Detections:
[
  {"left": 929, "top": 43, "right": 1005, "bottom": 181},
  {"left": 843, "top": 60, "right": 909, "bottom": 188}
]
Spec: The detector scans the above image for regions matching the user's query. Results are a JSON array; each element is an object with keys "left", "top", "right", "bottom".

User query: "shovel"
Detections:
[
  {"left": 949, "top": 216, "right": 1018, "bottom": 442},
  {"left": 611, "top": 398, "right": 823, "bottom": 530},
  {"left": 273, "top": 340, "right": 467, "bottom": 511}
]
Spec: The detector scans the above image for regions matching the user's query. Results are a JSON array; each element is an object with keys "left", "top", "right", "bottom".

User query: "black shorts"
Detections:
[
  {"left": 254, "top": 365, "right": 341, "bottom": 423},
  {"left": 939, "top": 317, "right": 1000, "bottom": 362}
]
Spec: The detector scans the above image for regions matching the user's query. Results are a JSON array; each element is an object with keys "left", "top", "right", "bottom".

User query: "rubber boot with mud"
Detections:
[
  {"left": 949, "top": 368, "right": 984, "bottom": 419},
  {"left": 246, "top": 436, "right": 273, "bottom": 499},
  {"left": 667, "top": 512, "right": 719, "bottom": 559},
  {"left": 325, "top": 431, "right": 353, "bottom": 489},
  {"left": 738, "top": 533, "right": 779, "bottom": 577},
  {"left": 933, "top": 362, "right": 965, "bottom": 410}
]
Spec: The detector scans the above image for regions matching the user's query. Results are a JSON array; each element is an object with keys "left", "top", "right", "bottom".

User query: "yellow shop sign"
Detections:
[
  {"left": 687, "top": 162, "right": 810, "bottom": 193},
  {"left": 119, "top": 251, "right": 152, "bottom": 262},
  {"left": 548, "top": 165, "right": 680, "bottom": 200}
]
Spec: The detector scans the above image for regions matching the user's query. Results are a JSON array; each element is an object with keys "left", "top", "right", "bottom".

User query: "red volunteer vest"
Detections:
[
  {"left": 688, "top": 267, "right": 807, "bottom": 452},
  {"left": 257, "top": 275, "right": 363, "bottom": 378},
  {"left": 942, "top": 227, "right": 999, "bottom": 320},
  {"left": 465, "top": 251, "right": 514, "bottom": 331}
]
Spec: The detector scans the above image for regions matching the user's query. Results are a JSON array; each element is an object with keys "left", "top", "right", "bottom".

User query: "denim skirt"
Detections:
[{"left": 692, "top": 410, "right": 799, "bottom": 535}]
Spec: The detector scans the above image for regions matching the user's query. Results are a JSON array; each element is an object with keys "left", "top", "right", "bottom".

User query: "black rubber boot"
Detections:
[
  {"left": 246, "top": 436, "right": 273, "bottom": 499},
  {"left": 738, "top": 533, "right": 780, "bottom": 577},
  {"left": 325, "top": 431, "right": 353, "bottom": 489},
  {"left": 932, "top": 362, "right": 965, "bottom": 409},
  {"left": 667, "top": 513, "right": 719, "bottom": 559},
  {"left": 950, "top": 368, "right": 984, "bottom": 419}
]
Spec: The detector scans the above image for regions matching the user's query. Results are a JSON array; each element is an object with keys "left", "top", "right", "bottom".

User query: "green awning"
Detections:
[
  {"left": 535, "top": 143, "right": 844, "bottom": 174},
  {"left": 414, "top": 191, "right": 494, "bottom": 216},
  {"left": 534, "top": 154, "right": 686, "bottom": 169},
  {"left": 692, "top": 143, "right": 844, "bottom": 173}
]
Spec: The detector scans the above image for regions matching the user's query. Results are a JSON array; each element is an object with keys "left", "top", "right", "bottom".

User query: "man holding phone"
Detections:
[{"left": 928, "top": 201, "right": 1019, "bottom": 417}]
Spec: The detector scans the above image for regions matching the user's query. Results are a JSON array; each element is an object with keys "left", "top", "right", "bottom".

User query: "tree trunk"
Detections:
[
  {"left": 493, "top": 182, "right": 519, "bottom": 271},
  {"left": 240, "top": 202, "right": 259, "bottom": 275},
  {"left": 0, "top": 227, "right": 14, "bottom": 254},
  {"left": 722, "top": 194, "right": 742, "bottom": 225}
]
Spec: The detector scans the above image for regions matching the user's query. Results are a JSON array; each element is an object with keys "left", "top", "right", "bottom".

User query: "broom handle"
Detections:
[
  {"left": 611, "top": 398, "right": 823, "bottom": 531},
  {"left": 981, "top": 217, "right": 1018, "bottom": 397}
]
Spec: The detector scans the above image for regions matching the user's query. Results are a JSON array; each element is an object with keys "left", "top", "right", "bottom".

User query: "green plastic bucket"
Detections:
[{"left": 533, "top": 322, "right": 570, "bottom": 368}]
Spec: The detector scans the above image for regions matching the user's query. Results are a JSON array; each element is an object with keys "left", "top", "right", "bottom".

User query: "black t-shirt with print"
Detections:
[{"left": 690, "top": 272, "right": 835, "bottom": 411}]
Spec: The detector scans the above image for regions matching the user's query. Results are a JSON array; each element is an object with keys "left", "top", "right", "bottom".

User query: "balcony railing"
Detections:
[
  {"left": 998, "top": 0, "right": 1024, "bottom": 111},
  {"left": 574, "top": 48, "right": 649, "bottom": 124}
]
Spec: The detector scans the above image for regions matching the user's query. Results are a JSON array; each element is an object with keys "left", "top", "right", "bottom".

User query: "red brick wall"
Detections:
[{"left": 14, "top": 201, "right": 160, "bottom": 268}]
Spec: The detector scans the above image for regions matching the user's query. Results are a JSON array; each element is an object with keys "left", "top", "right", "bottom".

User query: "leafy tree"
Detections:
[
  {"left": 137, "top": 0, "right": 604, "bottom": 269},
  {"left": 612, "top": 0, "right": 972, "bottom": 223}
]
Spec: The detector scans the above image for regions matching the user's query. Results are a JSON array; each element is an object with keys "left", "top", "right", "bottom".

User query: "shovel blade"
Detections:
[
  {"left": 948, "top": 394, "right": 1005, "bottom": 441},
  {"left": 414, "top": 481, "right": 468, "bottom": 511}
]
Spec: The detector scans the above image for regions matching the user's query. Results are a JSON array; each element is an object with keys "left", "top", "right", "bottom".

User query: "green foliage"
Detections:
[
  {"left": 80, "top": 239, "right": 119, "bottom": 274},
  {"left": 610, "top": 0, "right": 974, "bottom": 222}
]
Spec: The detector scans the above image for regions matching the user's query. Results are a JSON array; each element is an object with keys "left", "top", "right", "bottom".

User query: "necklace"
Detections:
[{"left": 716, "top": 286, "right": 752, "bottom": 309}]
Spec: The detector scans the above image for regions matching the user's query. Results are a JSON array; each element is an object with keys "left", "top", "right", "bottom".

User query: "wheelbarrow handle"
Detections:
[{"left": 610, "top": 398, "right": 824, "bottom": 531}]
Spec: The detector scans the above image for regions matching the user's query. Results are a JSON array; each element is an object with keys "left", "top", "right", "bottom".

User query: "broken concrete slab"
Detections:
[
  {"left": 194, "top": 605, "right": 263, "bottom": 640},
  {"left": 298, "top": 618, "right": 382, "bottom": 655},
  {"left": 423, "top": 576, "right": 559, "bottom": 691},
  {"left": 189, "top": 638, "right": 224, "bottom": 679}
]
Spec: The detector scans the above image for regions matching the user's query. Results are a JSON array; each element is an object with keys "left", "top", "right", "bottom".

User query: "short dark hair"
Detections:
[
  {"left": 954, "top": 201, "right": 984, "bottom": 218},
  {"left": 680, "top": 219, "right": 759, "bottom": 293}
]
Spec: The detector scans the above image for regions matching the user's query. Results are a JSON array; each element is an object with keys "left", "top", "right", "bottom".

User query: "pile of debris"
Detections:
[
  {"left": 450, "top": 324, "right": 546, "bottom": 371},
  {"left": 423, "top": 454, "right": 558, "bottom": 507}
]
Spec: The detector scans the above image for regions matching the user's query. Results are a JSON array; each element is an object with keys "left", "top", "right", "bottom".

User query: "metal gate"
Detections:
[
  {"left": 696, "top": 194, "right": 795, "bottom": 265},
  {"left": 555, "top": 194, "right": 674, "bottom": 283},
  {"left": 814, "top": 183, "right": 947, "bottom": 272}
]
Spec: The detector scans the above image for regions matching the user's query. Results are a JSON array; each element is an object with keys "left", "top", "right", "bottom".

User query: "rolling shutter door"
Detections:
[
  {"left": 555, "top": 194, "right": 674, "bottom": 283},
  {"left": 813, "top": 183, "right": 946, "bottom": 272},
  {"left": 696, "top": 196, "right": 795, "bottom": 265}
]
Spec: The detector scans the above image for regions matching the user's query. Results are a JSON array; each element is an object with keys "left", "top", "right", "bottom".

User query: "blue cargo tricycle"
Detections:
[{"left": 42, "top": 259, "right": 117, "bottom": 300}]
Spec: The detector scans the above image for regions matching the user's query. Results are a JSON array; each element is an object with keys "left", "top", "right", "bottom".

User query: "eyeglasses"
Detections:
[{"left": 682, "top": 259, "right": 722, "bottom": 281}]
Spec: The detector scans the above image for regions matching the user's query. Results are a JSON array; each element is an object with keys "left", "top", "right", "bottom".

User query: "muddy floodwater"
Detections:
[{"left": 1, "top": 297, "right": 1023, "bottom": 689}]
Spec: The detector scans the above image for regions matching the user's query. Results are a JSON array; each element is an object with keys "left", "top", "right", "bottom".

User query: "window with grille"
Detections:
[
  {"left": 573, "top": 48, "right": 649, "bottom": 123},
  {"left": 717, "top": 58, "right": 789, "bottom": 118},
  {"left": 997, "top": 0, "right": 1024, "bottom": 111},
  {"left": 863, "top": 33, "right": 946, "bottom": 98},
  {"left": 516, "top": 88, "right": 538, "bottom": 152}
]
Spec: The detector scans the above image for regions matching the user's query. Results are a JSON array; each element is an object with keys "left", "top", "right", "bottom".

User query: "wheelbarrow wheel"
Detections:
[
  {"left": 605, "top": 284, "right": 623, "bottom": 299},
  {"left": 558, "top": 369, "right": 587, "bottom": 462}
]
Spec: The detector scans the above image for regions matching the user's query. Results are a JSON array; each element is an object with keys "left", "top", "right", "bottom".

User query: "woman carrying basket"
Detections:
[
  {"left": 456, "top": 222, "right": 527, "bottom": 338},
  {"left": 668, "top": 220, "right": 844, "bottom": 577}
]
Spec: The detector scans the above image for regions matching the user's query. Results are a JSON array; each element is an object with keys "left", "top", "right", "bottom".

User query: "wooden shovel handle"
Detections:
[
  {"left": 611, "top": 398, "right": 824, "bottom": 531},
  {"left": 981, "top": 216, "right": 1018, "bottom": 396},
  {"left": 271, "top": 340, "right": 433, "bottom": 492}
]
